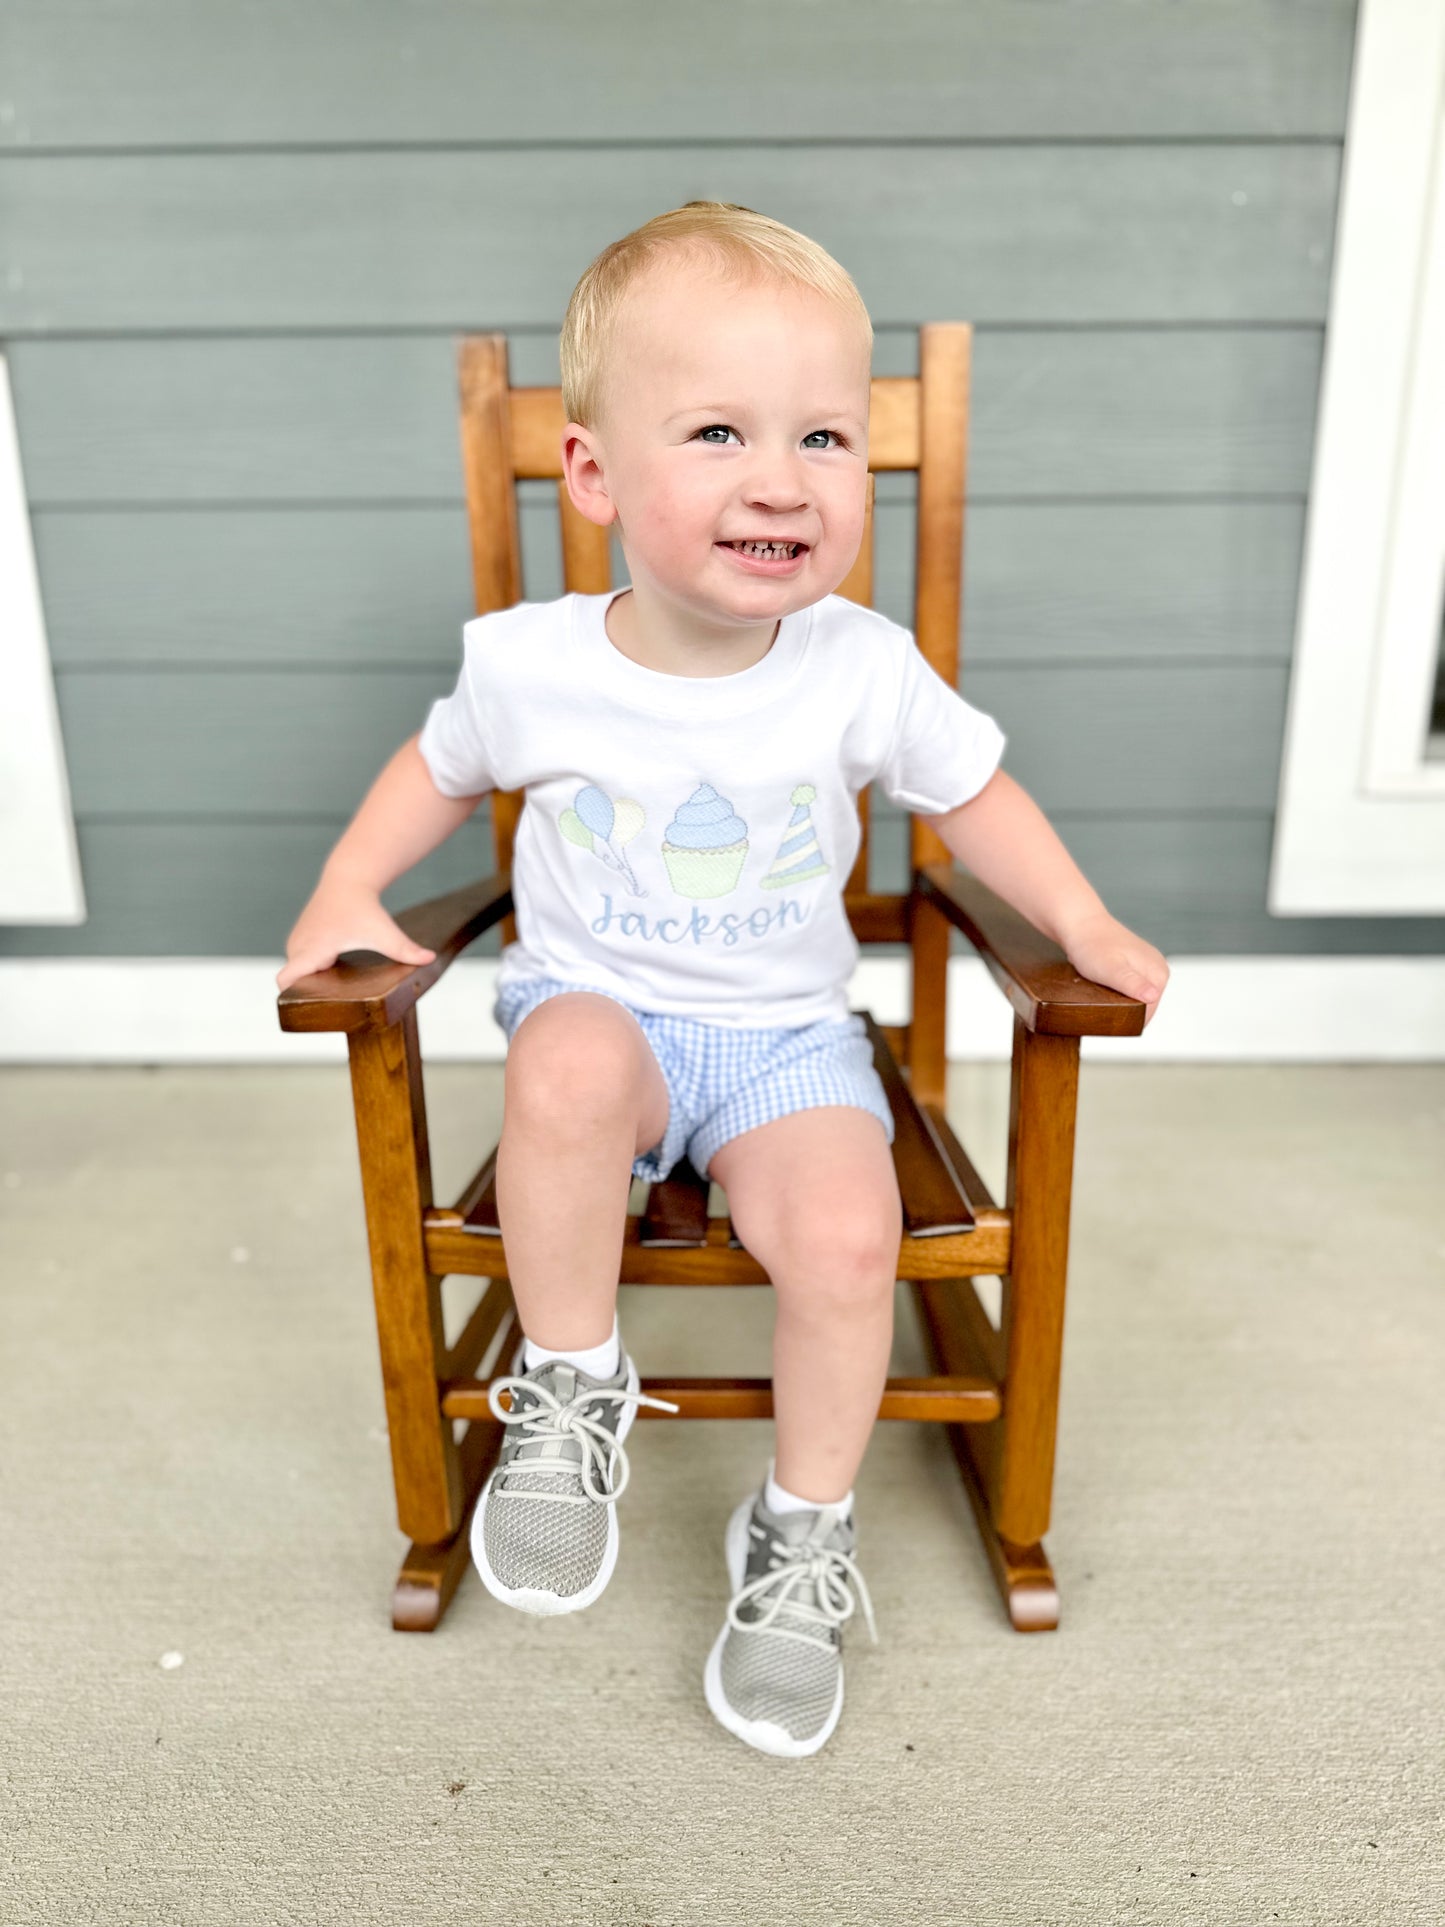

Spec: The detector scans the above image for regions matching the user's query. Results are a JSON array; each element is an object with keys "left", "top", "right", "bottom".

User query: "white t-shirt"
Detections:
[{"left": 417, "top": 588, "right": 1006, "bottom": 1028}]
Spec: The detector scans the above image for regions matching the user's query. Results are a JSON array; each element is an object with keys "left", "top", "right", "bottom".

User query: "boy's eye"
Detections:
[{"left": 695, "top": 425, "right": 847, "bottom": 449}]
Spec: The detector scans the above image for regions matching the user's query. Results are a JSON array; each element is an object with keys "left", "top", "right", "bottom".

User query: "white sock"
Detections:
[
  {"left": 521, "top": 1313, "right": 621, "bottom": 1381},
  {"left": 764, "top": 1458, "right": 854, "bottom": 1521}
]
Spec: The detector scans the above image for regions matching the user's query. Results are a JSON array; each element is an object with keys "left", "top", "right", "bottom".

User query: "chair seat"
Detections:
[{"left": 421, "top": 1010, "right": 1013, "bottom": 1284}]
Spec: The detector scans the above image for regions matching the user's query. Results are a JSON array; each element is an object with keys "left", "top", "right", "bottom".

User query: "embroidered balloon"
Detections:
[
  {"left": 574, "top": 785, "right": 615, "bottom": 841},
  {"left": 611, "top": 797, "right": 645, "bottom": 847},
  {"left": 558, "top": 807, "right": 593, "bottom": 850}
]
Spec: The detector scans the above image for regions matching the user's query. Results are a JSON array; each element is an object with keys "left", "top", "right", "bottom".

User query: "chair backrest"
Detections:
[{"left": 455, "top": 323, "right": 972, "bottom": 951}]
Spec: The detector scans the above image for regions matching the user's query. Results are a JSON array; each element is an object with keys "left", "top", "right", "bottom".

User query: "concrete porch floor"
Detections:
[{"left": 1, "top": 1061, "right": 1442, "bottom": 1925}]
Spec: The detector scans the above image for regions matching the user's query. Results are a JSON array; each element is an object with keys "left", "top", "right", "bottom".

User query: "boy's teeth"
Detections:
[{"left": 732, "top": 541, "right": 795, "bottom": 558}]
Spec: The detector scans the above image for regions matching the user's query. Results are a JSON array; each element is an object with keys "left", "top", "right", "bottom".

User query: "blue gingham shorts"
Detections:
[{"left": 493, "top": 975, "right": 895, "bottom": 1184}]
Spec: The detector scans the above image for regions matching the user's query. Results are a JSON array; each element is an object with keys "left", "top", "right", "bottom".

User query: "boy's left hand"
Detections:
[{"left": 1058, "top": 909, "right": 1170, "bottom": 1028}]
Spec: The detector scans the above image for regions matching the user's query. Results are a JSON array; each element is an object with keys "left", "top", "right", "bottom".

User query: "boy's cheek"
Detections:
[{"left": 642, "top": 486, "right": 701, "bottom": 547}]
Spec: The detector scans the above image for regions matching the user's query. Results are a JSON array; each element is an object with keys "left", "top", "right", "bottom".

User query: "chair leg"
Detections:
[
  {"left": 943, "top": 1420, "right": 1061, "bottom": 1632},
  {"left": 913, "top": 1015, "right": 1080, "bottom": 1631},
  {"left": 911, "top": 1272, "right": 1062, "bottom": 1633},
  {"left": 348, "top": 1012, "right": 473, "bottom": 1607},
  {"left": 995, "top": 1016, "right": 1080, "bottom": 1549},
  {"left": 392, "top": 1415, "right": 505, "bottom": 1631}
]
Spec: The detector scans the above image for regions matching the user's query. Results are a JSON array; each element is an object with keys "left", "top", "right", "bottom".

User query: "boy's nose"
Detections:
[
  {"left": 743, "top": 475, "right": 809, "bottom": 513},
  {"left": 740, "top": 446, "right": 810, "bottom": 507}
]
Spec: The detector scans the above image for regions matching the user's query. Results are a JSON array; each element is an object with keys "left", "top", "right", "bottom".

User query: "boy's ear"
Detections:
[{"left": 560, "top": 423, "right": 616, "bottom": 529}]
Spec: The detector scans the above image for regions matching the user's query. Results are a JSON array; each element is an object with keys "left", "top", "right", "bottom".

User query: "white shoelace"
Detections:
[
  {"left": 727, "top": 1523, "right": 879, "bottom": 1650},
  {"left": 486, "top": 1374, "right": 679, "bottom": 1507}
]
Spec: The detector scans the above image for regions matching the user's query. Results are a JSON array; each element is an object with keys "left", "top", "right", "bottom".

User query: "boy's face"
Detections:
[{"left": 563, "top": 259, "right": 871, "bottom": 634}]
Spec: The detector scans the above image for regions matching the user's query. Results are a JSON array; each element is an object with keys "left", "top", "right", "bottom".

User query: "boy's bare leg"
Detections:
[
  {"left": 707, "top": 1108, "right": 901, "bottom": 1504},
  {"left": 495, "top": 994, "right": 670, "bottom": 1352}
]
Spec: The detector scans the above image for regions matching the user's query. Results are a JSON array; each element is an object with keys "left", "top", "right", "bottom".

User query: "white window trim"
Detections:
[
  {"left": 1363, "top": 93, "right": 1445, "bottom": 794},
  {"left": 0, "top": 351, "right": 85, "bottom": 923},
  {"left": 1270, "top": 0, "right": 1445, "bottom": 912}
]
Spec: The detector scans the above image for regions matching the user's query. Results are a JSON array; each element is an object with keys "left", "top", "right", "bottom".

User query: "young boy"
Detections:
[{"left": 278, "top": 202, "right": 1169, "bottom": 1759}]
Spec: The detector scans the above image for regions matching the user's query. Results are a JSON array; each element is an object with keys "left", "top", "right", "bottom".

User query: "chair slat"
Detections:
[
  {"left": 437, "top": 1160, "right": 500, "bottom": 1234},
  {"left": 835, "top": 468, "right": 875, "bottom": 608},
  {"left": 911, "top": 322, "right": 971, "bottom": 881},
  {"left": 434, "top": 1146, "right": 499, "bottom": 1231},
  {"left": 838, "top": 469, "right": 877, "bottom": 899},
  {"left": 558, "top": 484, "right": 612, "bottom": 593},
  {"left": 917, "top": 1099, "right": 1000, "bottom": 1216},
  {"left": 508, "top": 377, "right": 922, "bottom": 478},
  {"left": 845, "top": 788, "right": 871, "bottom": 898},
  {"left": 441, "top": 1373, "right": 1000, "bottom": 1424},
  {"left": 914, "top": 1272, "right": 1007, "bottom": 1392},
  {"left": 842, "top": 892, "right": 907, "bottom": 942},
  {"left": 425, "top": 1210, "right": 1010, "bottom": 1282},
  {"left": 457, "top": 334, "right": 526, "bottom": 941},
  {"left": 859, "top": 1010, "right": 977, "bottom": 1235},
  {"left": 457, "top": 337, "right": 523, "bottom": 615},
  {"left": 438, "top": 1276, "right": 515, "bottom": 1383},
  {"left": 638, "top": 1158, "right": 711, "bottom": 1247}
]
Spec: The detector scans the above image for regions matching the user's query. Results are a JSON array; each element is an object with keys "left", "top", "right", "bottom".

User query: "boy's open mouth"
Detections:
[{"left": 718, "top": 540, "right": 807, "bottom": 559}]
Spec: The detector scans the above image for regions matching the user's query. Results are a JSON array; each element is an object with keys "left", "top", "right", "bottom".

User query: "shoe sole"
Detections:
[
  {"left": 470, "top": 1349, "right": 640, "bottom": 1617},
  {"left": 703, "top": 1495, "right": 845, "bottom": 1759}
]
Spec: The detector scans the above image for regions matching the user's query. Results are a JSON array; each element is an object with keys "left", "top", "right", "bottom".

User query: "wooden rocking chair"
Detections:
[{"left": 277, "top": 323, "right": 1145, "bottom": 1635}]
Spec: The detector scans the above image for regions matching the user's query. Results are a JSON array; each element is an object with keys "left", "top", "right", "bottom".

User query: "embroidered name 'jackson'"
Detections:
[{"left": 590, "top": 892, "right": 813, "bottom": 947}]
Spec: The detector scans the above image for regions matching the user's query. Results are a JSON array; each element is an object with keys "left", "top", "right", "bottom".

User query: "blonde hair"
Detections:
[{"left": 560, "top": 201, "right": 874, "bottom": 431}]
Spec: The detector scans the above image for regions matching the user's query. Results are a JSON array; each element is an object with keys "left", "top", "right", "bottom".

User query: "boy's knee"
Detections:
[
  {"left": 505, "top": 995, "right": 647, "bottom": 1129},
  {"left": 765, "top": 1191, "right": 901, "bottom": 1310}
]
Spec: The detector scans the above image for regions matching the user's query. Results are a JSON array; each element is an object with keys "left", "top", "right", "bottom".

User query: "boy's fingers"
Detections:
[
  {"left": 276, "top": 953, "right": 332, "bottom": 991},
  {"left": 276, "top": 934, "right": 436, "bottom": 992},
  {"left": 377, "top": 935, "right": 435, "bottom": 966},
  {"left": 1110, "top": 963, "right": 1159, "bottom": 1000}
]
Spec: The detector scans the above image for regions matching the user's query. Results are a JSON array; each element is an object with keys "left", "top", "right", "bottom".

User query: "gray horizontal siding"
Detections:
[
  {"left": 3, "top": 817, "right": 1442, "bottom": 960},
  {"left": 36, "top": 506, "right": 480, "bottom": 668},
  {"left": 35, "top": 500, "right": 1307, "bottom": 670},
  {"left": 1, "top": 1, "right": 1357, "bottom": 146},
  {"left": 0, "top": 821, "right": 499, "bottom": 958},
  {"left": 49, "top": 664, "right": 1289, "bottom": 818},
  {"left": 9, "top": 0, "right": 1431, "bottom": 971},
  {"left": 0, "top": 145, "right": 1338, "bottom": 331},
  {"left": 8, "top": 329, "right": 1325, "bottom": 503}
]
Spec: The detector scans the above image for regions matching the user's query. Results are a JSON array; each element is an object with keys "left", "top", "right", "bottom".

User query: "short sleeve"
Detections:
[
  {"left": 416, "top": 643, "right": 496, "bottom": 799},
  {"left": 875, "top": 640, "right": 1006, "bottom": 813}
]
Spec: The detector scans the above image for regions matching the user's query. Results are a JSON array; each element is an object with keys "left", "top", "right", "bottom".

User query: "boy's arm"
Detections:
[
  {"left": 276, "top": 733, "right": 488, "bottom": 991},
  {"left": 925, "top": 767, "right": 1170, "bottom": 1024}
]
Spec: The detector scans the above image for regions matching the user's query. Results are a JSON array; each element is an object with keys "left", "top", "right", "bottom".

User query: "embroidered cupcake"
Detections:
[{"left": 662, "top": 783, "right": 749, "bottom": 898}]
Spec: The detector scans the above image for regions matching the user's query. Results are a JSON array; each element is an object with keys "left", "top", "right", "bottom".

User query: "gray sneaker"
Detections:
[
  {"left": 470, "top": 1341, "right": 677, "bottom": 1616},
  {"left": 703, "top": 1489, "right": 878, "bottom": 1757}
]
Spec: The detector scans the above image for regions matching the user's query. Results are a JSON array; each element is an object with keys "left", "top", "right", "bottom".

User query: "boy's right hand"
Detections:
[{"left": 276, "top": 876, "right": 438, "bottom": 992}]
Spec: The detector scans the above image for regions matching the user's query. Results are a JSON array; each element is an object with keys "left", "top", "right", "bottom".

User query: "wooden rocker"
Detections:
[{"left": 277, "top": 323, "right": 1145, "bottom": 1634}]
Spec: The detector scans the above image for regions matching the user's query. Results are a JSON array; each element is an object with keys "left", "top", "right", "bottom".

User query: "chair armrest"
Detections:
[
  {"left": 914, "top": 862, "right": 1145, "bottom": 1038},
  {"left": 276, "top": 872, "right": 514, "bottom": 1035}
]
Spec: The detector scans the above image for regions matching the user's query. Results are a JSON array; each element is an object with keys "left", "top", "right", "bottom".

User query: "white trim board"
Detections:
[
  {"left": 1270, "top": 0, "right": 1445, "bottom": 911},
  {"left": 0, "top": 354, "right": 86, "bottom": 923},
  {"left": 2, "top": 955, "right": 1443, "bottom": 1064},
  {"left": 1362, "top": 91, "right": 1445, "bottom": 797}
]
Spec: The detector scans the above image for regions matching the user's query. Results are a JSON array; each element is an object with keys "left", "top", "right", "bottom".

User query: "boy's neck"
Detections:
[{"left": 604, "top": 586, "right": 780, "bottom": 679}]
